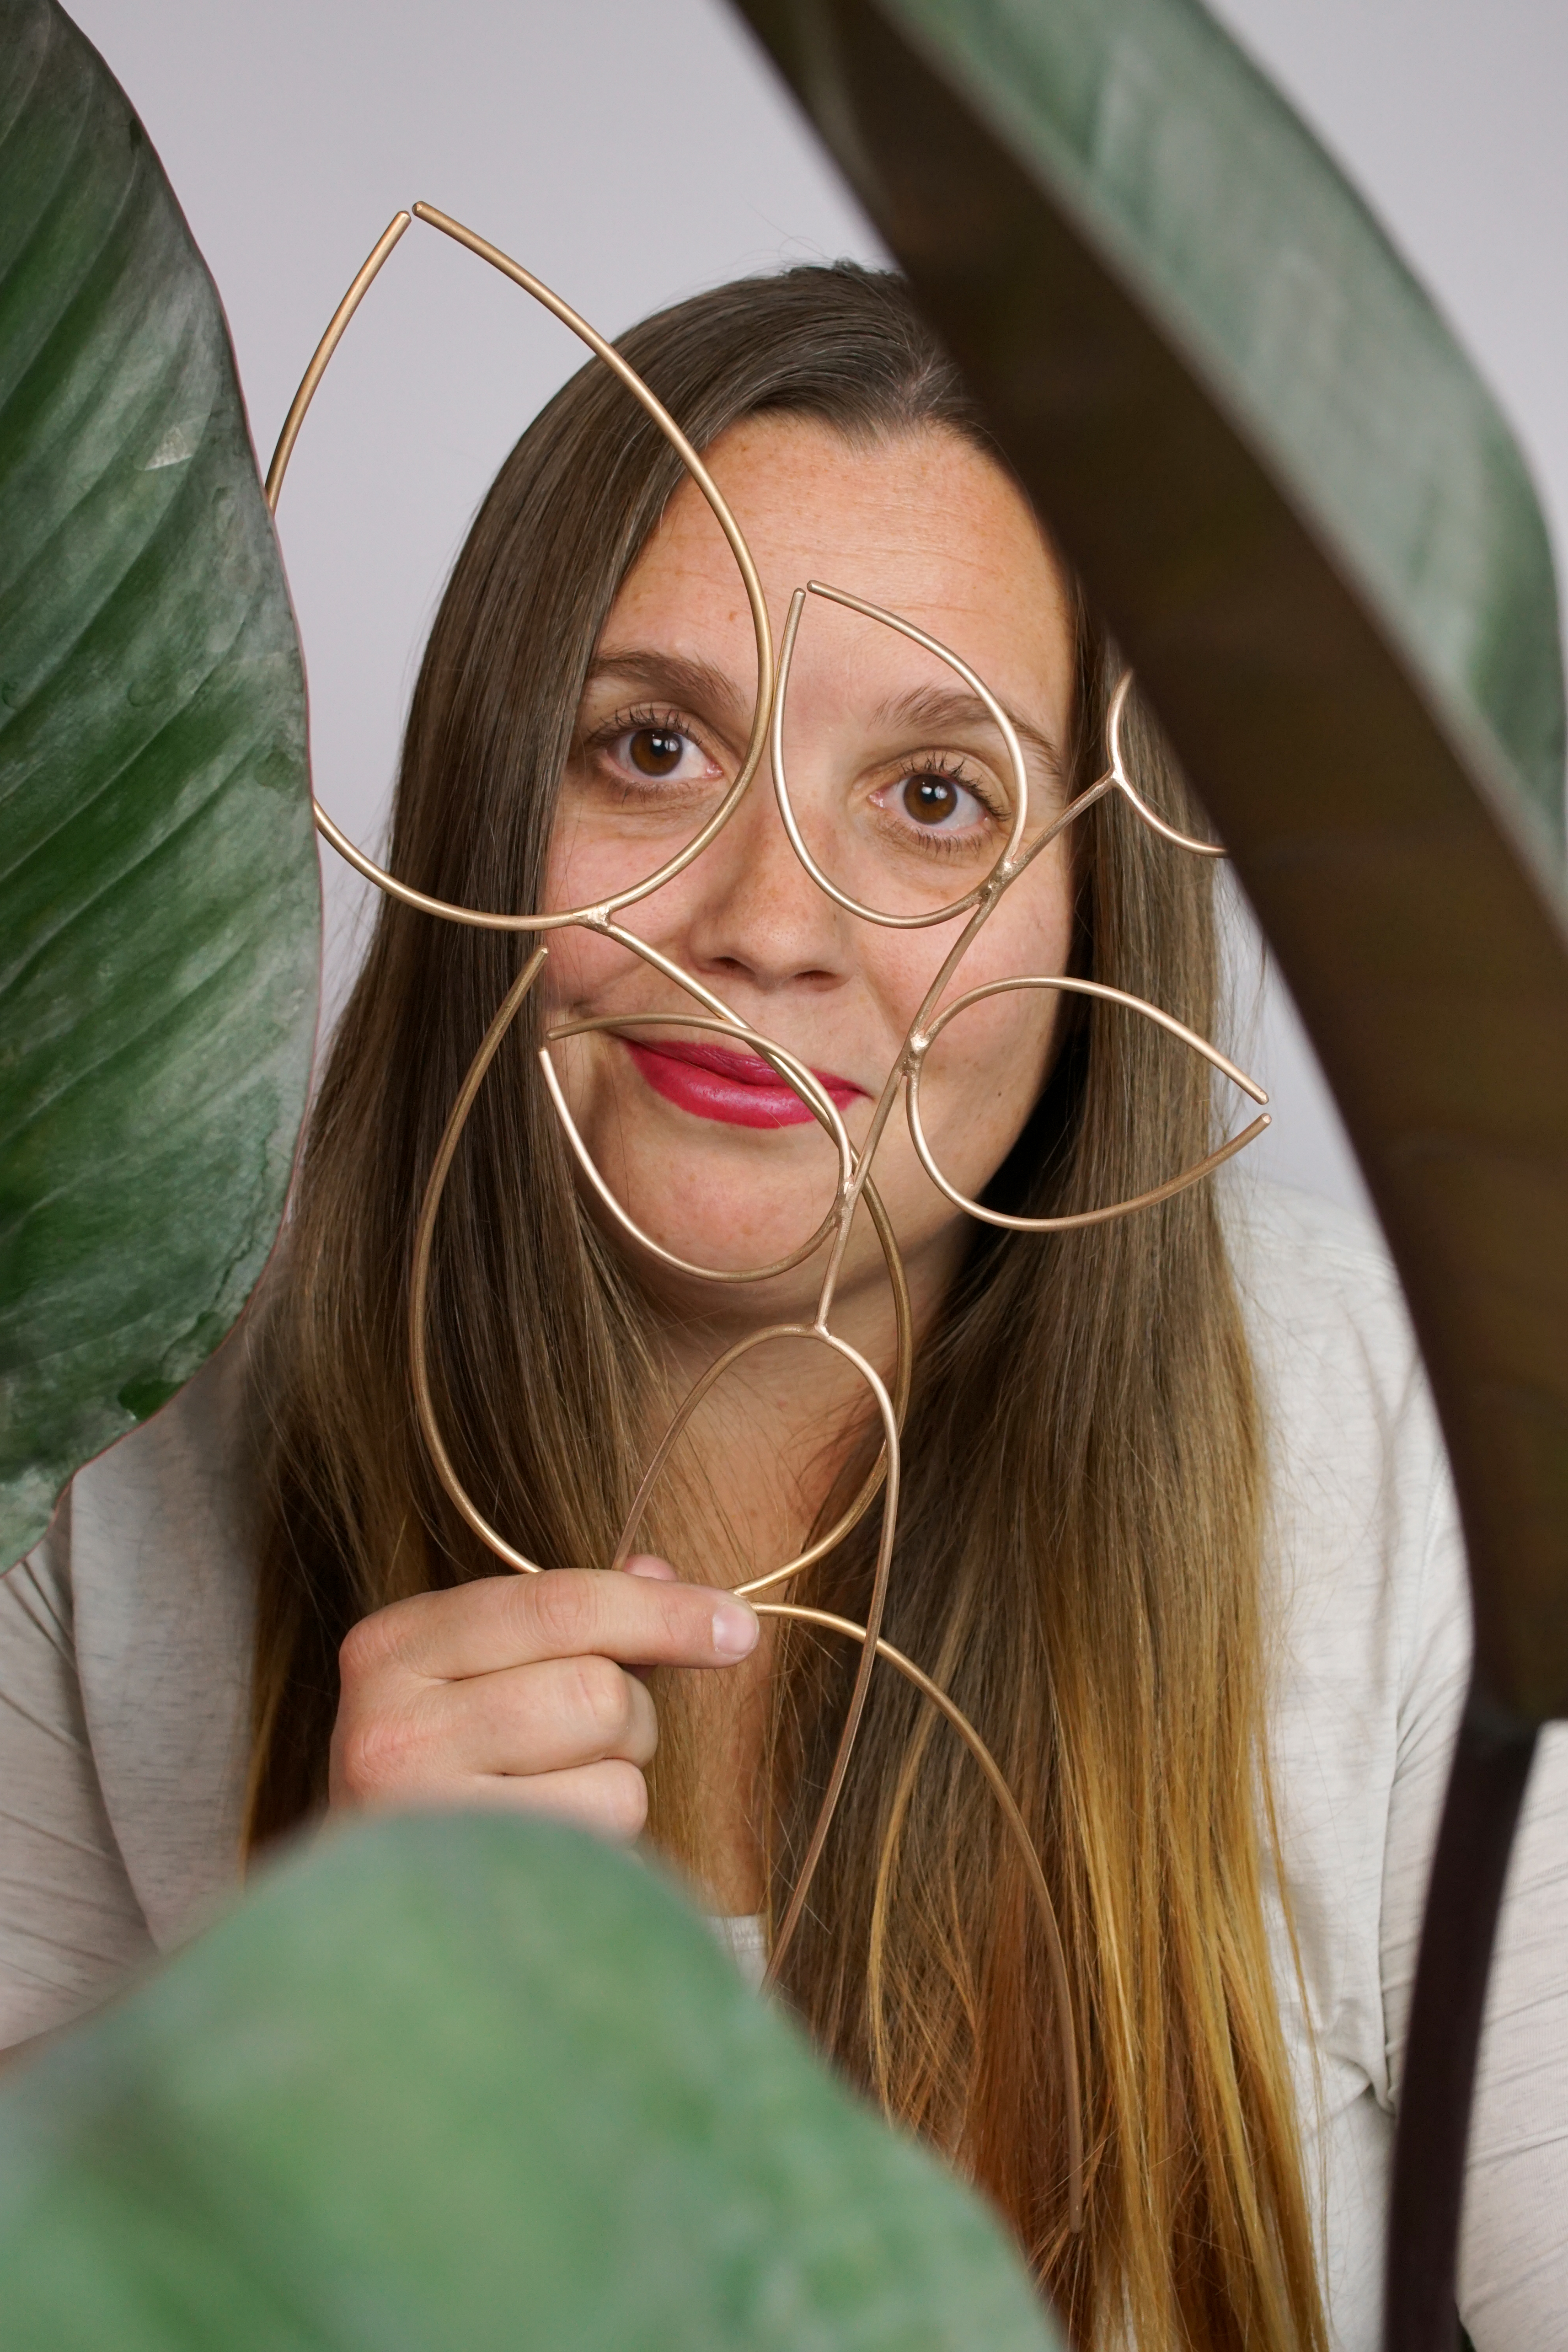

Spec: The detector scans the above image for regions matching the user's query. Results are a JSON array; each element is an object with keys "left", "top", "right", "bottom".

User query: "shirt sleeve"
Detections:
[
  {"left": 1380, "top": 1473, "right": 1568, "bottom": 2347},
  {"left": 1453, "top": 1722, "right": 1568, "bottom": 2341},
  {"left": 0, "top": 1494, "right": 155, "bottom": 2050}
]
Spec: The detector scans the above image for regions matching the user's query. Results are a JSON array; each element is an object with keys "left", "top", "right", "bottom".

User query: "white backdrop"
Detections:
[{"left": 63, "top": 0, "right": 1568, "bottom": 1220}]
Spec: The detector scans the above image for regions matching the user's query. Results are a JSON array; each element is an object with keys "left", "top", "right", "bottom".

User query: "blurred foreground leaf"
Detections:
[
  {"left": 0, "top": 0, "right": 317, "bottom": 1568},
  {"left": 0, "top": 1815, "right": 1060, "bottom": 2351}
]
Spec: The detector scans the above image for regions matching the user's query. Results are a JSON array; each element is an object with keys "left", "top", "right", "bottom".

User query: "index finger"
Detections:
[{"left": 369, "top": 1568, "right": 760, "bottom": 1684}]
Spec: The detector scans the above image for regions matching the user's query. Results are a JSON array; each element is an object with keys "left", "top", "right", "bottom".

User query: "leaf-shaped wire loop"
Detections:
[
  {"left": 771, "top": 580, "right": 1031, "bottom": 927},
  {"left": 592, "top": 1313, "right": 910, "bottom": 2009},
  {"left": 541, "top": 1015, "right": 853, "bottom": 1284},
  {"left": 907, "top": 976, "right": 1269, "bottom": 1232},
  {"left": 265, "top": 204, "right": 774, "bottom": 932}
]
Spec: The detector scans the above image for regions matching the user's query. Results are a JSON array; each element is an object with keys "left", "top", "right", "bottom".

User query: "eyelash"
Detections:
[
  {"left": 590, "top": 705, "right": 710, "bottom": 761},
  {"left": 584, "top": 705, "right": 1010, "bottom": 843},
  {"left": 876, "top": 759, "right": 1009, "bottom": 849}
]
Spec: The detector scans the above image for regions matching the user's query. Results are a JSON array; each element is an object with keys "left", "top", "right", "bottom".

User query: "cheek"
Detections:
[
  {"left": 904, "top": 852, "right": 1076, "bottom": 1166},
  {"left": 921, "top": 992, "right": 1059, "bottom": 1131},
  {"left": 539, "top": 921, "right": 624, "bottom": 1018},
  {"left": 545, "top": 806, "right": 676, "bottom": 917}
]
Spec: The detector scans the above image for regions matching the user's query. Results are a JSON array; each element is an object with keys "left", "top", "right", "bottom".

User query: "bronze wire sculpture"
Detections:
[{"left": 265, "top": 201, "right": 1278, "bottom": 2238}]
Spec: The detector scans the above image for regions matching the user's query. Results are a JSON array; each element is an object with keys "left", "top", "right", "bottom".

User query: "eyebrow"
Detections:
[
  {"left": 868, "top": 684, "right": 1066, "bottom": 782},
  {"left": 583, "top": 653, "right": 1066, "bottom": 784},
  {"left": 582, "top": 650, "right": 755, "bottom": 750}
]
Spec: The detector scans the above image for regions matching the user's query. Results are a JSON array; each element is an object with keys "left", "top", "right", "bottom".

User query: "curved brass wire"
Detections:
[
  {"left": 755, "top": 1598, "right": 1084, "bottom": 2234},
  {"left": 570, "top": 927, "right": 918, "bottom": 1586},
  {"left": 409, "top": 945, "right": 550, "bottom": 1574},
  {"left": 540, "top": 1014, "right": 853, "bottom": 1284},
  {"left": 603, "top": 1315, "right": 904, "bottom": 1999},
  {"left": 765, "top": 1173, "right": 914, "bottom": 1583},
  {"left": 267, "top": 203, "right": 774, "bottom": 933},
  {"left": 770, "top": 580, "right": 1031, "bottom": 928},
  {"left": 608, "top": 1321, "right": 894, "bottom": 1600},
  {"left": 1105, "top": 670, "right": 1227, "bottom": 857},
  {"left": 265, "top": 211, "right": 412, "bottom": 512},
  {"left": 753, "top": 1333, "right": 902, "bottom": 1980},
  {"left": 905, "top": 975, "right": 1270, "bottom": 1233},
  {"left": 410, "top": 915, "right": 913, "bottom": 1591},
  {"left": 282, "top": 207, "right": 1268, "bottom": 2215},
  {"left": 602, "top": 1181, "right": 914, "bottom": 1592}
]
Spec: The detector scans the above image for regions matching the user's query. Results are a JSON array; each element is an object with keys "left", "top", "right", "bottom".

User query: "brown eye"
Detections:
[
  {"left": 628, "top": 726, "right": 687, "bottom": 777},
  {"left": 901, "top": 774, "right": 961, "bottom": 826}
]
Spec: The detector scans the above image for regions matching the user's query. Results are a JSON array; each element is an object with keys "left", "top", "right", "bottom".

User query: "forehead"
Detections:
[{"left": 604, "top": 415, "right": 1076, "bottom": 719}]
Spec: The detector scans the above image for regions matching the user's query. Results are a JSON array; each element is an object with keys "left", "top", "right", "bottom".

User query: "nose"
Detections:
[{"left": 678, "top": 761, "right": 855, "bottom": 1000}]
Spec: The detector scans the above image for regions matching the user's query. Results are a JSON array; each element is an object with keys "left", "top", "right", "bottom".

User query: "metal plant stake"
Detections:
[{"left": 268, "top": 201, "right": 1275, "bottom": 2237}]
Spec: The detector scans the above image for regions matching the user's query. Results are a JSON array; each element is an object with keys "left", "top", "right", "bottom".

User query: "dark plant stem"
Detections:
[{"left": 1385, "top": 1688, "right": 1537, "bottom": 2352}]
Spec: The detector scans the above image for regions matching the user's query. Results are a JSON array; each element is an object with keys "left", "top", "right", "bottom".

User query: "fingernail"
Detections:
[{"left": 712, "top": 1602, "right": 760, "bottom": 1658}]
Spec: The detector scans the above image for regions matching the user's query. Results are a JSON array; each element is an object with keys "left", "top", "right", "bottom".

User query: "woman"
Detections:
[{"left": 1, "top": 264, "right": 1563, "bottom": 2350}]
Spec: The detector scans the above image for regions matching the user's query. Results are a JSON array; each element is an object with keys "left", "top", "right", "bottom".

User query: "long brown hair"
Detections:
[{"left": 248, "top": 265, "right": 1325, "bottom": 2351}]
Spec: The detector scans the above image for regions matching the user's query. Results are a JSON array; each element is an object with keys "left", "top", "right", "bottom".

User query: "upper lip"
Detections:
[{"left": 615, "top": 1032, "right": 867, "bottom": 1098}]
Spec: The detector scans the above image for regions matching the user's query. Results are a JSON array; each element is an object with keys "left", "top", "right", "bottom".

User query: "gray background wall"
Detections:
[{"left": 64, "top": 0, "right": 1568, "bottom": 1220}]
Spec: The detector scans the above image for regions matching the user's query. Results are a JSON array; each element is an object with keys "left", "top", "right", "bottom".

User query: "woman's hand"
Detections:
[{"left": 327, "top": 1556, "right": 759, "bottom": 1844}]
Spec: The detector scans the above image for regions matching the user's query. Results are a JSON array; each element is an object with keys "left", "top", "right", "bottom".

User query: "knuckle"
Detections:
[
  {"left": 596, "top": 1762, "right": 648, "bottom": 1843},
  {"left": 569, "top": 1654, "right": 631, "bottom": 1746},
  {"left": 338, "top": 1609, "right": 397, "bottom": 1687},
  {"left": 335, "top": 1705, "right": 421, "bottom": 1798},
  {"left": 529, "top": 1571, "right": 592, "bottom": 1655}
]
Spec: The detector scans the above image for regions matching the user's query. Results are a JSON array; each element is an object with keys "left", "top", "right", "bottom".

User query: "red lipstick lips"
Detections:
[{"left": 621, "top": 1035, "right": 866, "bottom": 1130}]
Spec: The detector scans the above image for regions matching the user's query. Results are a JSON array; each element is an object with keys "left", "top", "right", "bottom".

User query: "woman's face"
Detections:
[{"left": 544, "top": 416, "right": 1079, "bottom": 1328}]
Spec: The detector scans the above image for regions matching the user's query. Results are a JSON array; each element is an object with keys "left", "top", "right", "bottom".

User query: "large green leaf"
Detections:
[
  {"left": 0, "top": 0, "right": 317, "bottom": 1569},
  {"left": 726, "top": 6, "right": 1568, "bottom": 2331},
  {"left": 732, "top": 0, "right": 1568, "bottom": 1724},
  {"left": 894, "top": 0, "right": 1565, "bottom": 844},
  {"left": 0, "top": 1814, "right": 1060, "bottom": 2350}
]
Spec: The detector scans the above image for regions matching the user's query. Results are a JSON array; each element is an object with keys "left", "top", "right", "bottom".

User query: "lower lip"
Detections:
[{"left": 622, "top": 1039, "right": 864, "bottom": 1130}]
